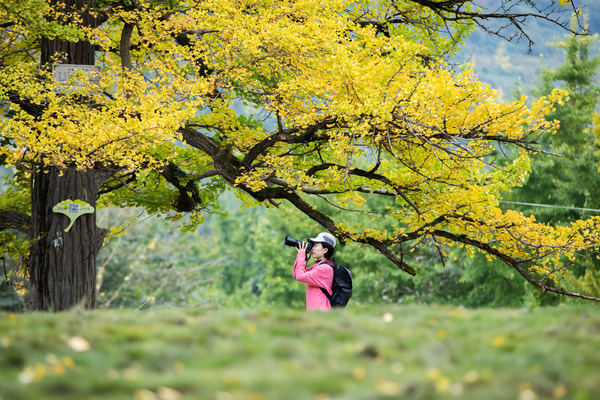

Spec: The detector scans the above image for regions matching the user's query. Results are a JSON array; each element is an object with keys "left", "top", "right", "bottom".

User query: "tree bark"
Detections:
[
  {"left": 27, "top": 0, "right": 105, "bottom": 312},
  {"left": 41, "top": 0, "right": 96, "bottom": 66},
  {"left": 28, "top": 167, "right": 109, "bottom": 311}
]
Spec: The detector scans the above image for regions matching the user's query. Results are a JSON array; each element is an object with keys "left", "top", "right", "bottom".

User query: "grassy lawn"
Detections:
[{"left": 1, "top": 304, "right": 599, "bottom": 400}]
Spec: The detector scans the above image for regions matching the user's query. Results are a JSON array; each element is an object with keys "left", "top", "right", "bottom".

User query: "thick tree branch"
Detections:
[
  {"left": 243, "top": 117, "right": 335, "bottom": 166},
  {"left": 120, "top": 22, "right": 134, "bottom": 71},
  {"left": 430, "top": 228, "right": 600, "bottom": 301},
  {"left": 160, "top": 162, "right": 202, "bottom": 212},
  {"left": 0, "top": 210, "right": 32, "bottom": 238},
  {"left": 5, "top": 90, "right": 46, "bottom": 118}
]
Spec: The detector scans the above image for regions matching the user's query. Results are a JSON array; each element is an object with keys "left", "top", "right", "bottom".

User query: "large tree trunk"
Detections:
[
  {"left": 40, "top": 0, "right": 96, "bottom": 66},
  {"left": 27, "top": 0, "right": 104, "bottom": 311},
  {"left": 28, "top": 168, "right": 109, "bottom": 311}
]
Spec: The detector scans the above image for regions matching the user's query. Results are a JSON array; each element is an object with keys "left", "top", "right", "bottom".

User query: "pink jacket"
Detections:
[{"left": 293, "top": 252, "right": 333, "bottom": 311}]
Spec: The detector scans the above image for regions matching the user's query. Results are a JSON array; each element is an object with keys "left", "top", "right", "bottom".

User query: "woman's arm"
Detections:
[{"left": 292, "top": 250, "right": 306, "bottom": 279}]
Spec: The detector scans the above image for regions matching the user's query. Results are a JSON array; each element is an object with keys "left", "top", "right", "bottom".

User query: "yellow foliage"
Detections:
[{"left": 0, "top": 0, "right": 597, "bottom": 298}]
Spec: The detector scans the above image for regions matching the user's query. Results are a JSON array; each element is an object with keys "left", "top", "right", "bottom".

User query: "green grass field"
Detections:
[{"left": 1, "top": 304, "right": 599, "bottom": 400}]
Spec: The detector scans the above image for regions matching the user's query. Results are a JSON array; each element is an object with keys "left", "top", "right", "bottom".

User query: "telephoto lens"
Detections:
[{"left": 284, "top": 236, "right": 313, "bottom": 252}]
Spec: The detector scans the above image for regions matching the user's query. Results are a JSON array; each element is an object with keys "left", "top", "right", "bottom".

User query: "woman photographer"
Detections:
[{"left": 292, "top": 232, "right": 336, "bottom": 311}]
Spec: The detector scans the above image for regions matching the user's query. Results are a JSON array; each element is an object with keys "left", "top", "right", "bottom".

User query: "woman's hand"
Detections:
[{"left": 297, "top": 241, "right": 309, "bottom": 253}]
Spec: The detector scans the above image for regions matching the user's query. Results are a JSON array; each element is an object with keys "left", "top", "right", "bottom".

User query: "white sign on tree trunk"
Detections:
[{"left": 53, "top": 64, "right": 101, "bottom": 93}]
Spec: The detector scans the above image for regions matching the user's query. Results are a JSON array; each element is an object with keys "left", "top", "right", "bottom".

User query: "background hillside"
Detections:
[{"left": 457, "top": 1, "right": 600, "bottom": 97}]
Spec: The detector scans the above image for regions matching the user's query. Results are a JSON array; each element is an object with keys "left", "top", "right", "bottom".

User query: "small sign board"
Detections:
[
  {"left": 53, "top": 199, "right": 95, "bottom": 232},
  {"left": 53, "top": 64, "right": 101, "bottom": 93}
]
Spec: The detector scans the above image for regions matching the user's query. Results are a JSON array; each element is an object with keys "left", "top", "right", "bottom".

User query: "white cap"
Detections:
[{"left": 309, "top": 232, "right": 336, "bottom": 248}]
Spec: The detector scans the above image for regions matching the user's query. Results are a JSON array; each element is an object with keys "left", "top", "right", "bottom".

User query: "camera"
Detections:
[{"left": 284, "top": 236, "right": 313, "bottom": 252}]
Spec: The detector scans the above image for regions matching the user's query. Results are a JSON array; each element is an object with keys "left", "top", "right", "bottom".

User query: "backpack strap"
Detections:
[{"left": 320, "top": 287, "right": 332, "bottom": 303}]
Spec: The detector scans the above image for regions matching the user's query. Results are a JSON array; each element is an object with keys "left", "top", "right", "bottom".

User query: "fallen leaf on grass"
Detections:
[
  {"left": 353, "top": 366, "right": 366, "bottom": 380},
  {"left": 135, "top": 389, "right": 157, "bottom": 400},
  {"left": 391, "top": 362, "right": 404, "bottom": 374},
  {"left": 173, "top": 361, "right": 185, "bottom": 372},
  {"left": 519, "top": 390, "right": 538, "bottom": 400},
  {"left": 552, "top": 384, "right": 567, "bottom": 398},
  {"left": 67, "top": 336, "right": 90, "bottom": 352},
  {"left": 157, "top": 386, "right": 182, "bottom": 400},
  {"left": 427, "top": 368, "right": 442, "bottom": 380},
  {"left": 376, "top": 379, "right": 401, "bottom": 396},
  {"left": 463, "top": 370, "right": 478, "bottom": 383},
  {"left": 434, "top": 377, "right": 451, "bottom": 393},
  {"left": 492, "top": 336, "right": 505, "bottom": 347},
  {"left": 449, "top": 383, "right": 463, "bottom": 395}
]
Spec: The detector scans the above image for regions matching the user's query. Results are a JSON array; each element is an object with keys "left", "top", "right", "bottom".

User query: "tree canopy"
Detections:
[{"left": 1, "top": 0, "right": 600, "bottom": 304}]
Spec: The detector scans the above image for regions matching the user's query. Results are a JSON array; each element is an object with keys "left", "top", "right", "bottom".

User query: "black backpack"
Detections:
[{"left": 319, "top": 260, "right": 353, "bottom": 308}]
